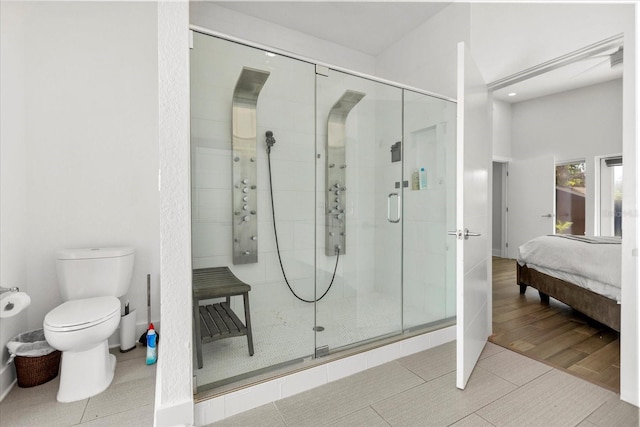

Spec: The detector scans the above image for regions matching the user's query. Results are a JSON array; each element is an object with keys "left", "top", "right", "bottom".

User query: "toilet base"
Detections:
[{"left": 56, "top": 340, "right": 116, "bottom": 403}]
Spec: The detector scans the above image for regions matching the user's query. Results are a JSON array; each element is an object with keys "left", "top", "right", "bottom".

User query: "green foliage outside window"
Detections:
[
  {"left": 556, "top": 163, "right": 585, "bottom": 188},
  {"left": 556, "top": 220, "right": 573, "bottom": 234}
]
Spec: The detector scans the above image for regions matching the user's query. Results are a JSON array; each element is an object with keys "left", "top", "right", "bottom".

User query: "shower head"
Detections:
[{"left": 266, "top": 130, "right": 276, "bottom": 153}]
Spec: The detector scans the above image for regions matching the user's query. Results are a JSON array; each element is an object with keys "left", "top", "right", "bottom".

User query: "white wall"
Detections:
[
  {"left": 190, "top": 2, "right": 376, "bottom": 76},
  {"left": 511, "top": 79, "right": 623, "bottom": 237},
  {"left": 376, "top": 3, "right": 471, "bottom": 99},
  {"left": 492, "top": 100, "right": 512, "bottom": 160},
  {"left": 0, "top": 0, "right": 29, "bottom": 400},
  {"left": 156, "top": 2, "right": 193, "bottom": 424},
  {"left": 0, "top": 1, "right": 160, "bottom": 400}
]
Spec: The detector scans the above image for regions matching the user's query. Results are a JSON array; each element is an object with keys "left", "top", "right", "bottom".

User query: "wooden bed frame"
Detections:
[{"left": 517, "top": 263, "right": 621, "bottom": 332}]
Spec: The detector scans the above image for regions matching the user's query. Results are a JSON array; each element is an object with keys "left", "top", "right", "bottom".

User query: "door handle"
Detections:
[
  {"left": 448, "top": 229, "right": 481, "bottom": 240},
  {"left": 541, "top": 214, "right": 554, "bottom": 218},
  {"left": 387, "top": 193, "right": 400, "bottom": 223},
  {"left": 464, "top": 229, "right": 481, "bottom": 239}
]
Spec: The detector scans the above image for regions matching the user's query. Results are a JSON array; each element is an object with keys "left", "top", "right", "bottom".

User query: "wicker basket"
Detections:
[{"left": 14, "top": 350, "right": 61, "bottom": 388}]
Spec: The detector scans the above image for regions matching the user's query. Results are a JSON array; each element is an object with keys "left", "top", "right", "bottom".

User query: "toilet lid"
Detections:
[{"left": 44, "top": 296, "right": 120, "bottom": 332}]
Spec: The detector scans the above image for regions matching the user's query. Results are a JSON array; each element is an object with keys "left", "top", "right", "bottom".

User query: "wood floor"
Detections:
[{"left": 489, "top": 257, "right": 621, "bottom": 393}]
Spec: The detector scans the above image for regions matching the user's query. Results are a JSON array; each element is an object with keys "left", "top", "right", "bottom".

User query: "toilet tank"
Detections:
[{"left": 55, "top": 247, "right": 135, "bottom": 301}]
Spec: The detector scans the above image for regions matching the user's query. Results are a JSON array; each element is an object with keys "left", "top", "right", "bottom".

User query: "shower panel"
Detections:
[
  {"left": 325, "top": 90, "right": 365, "bottom": 256},
  {"left": 232, "top": 67, "right": 270, "bottom": 264}
]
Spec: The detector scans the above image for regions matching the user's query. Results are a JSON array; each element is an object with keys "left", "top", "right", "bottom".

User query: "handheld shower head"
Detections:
[{"left": 266, "top": 130, "right": 276, "bottom": 153}]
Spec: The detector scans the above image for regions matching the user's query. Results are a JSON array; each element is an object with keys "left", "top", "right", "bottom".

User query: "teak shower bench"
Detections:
[{"left": 193, "top": 267, "right": 254, "bottom": 369}]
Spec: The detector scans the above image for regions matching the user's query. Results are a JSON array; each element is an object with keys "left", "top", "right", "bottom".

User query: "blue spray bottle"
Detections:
[
  {"left": 419, "top": 167, "right": 427, "bottom": 189},
  {"left": 146, "top": 323, "right": 157, "bottom": 365}
]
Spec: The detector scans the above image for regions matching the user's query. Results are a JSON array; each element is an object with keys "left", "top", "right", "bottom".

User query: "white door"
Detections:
[
  {"left": 455, "top": 42, "right": 492, "bottom": 390},
  {"left": 506, "top": 156, "right": 555, "bottom": 259}
]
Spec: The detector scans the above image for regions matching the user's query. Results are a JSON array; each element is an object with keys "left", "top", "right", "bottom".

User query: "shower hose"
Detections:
[{"left": 266, "top": 142, "right": 340, "bottom": 303}]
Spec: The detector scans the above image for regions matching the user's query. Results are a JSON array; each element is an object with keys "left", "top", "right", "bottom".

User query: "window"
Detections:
[
  {"left": 556, "top": 161, "right": 586, "bottom": 235},
  {"left": 599, "top": 156, "right": 622, "bottom": 237}
]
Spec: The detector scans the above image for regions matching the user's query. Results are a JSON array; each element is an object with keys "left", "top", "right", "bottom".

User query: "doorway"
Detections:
[{"left": 492, "top": 161, "right": 508, "bottom": 257}]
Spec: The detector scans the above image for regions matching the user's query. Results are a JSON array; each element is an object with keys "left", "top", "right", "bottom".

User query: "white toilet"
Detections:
[{"left": 43, "top": 247, "right": 134, "bottom": 403}]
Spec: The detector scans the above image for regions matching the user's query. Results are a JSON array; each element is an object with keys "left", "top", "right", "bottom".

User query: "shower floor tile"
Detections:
[{"left": 194, "top": 291, "right": 433, "bottom": 387}]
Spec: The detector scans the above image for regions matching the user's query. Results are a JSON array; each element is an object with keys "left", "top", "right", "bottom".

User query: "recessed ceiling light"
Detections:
[
  {"left": 265, "top": 52, "right": 276, "bottom": 57},
  {"left": 508, "top": 92, "right": 517, "bottom": 97}
]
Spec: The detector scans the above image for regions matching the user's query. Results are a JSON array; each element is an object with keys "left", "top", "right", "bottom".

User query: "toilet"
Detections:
[{"left": 43, "top": 247, "right": 134, "bottom": 403}]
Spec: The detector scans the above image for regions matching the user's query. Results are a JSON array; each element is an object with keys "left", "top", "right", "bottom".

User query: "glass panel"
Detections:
[
  {"left": 190, "top": 33, "right": 316, "bottom": 390},
  {"left": 555, "top": 161, "right": 586, "bottom": 235},
  {"left": 599, "top": 157, "right": 623, "bottom": 237},
  {"left": 315, "top": 70, "right": 403, "bottom": 353},
  {"left": 614, "top": 165, "right": 623, "bottom": 236},
  {"left": 402, "top": 91, "right": 457, "bottom": 329}
]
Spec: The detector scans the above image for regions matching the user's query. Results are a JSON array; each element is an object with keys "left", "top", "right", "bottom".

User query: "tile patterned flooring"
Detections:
[
  {"left": 1, "top": 340, "right": 638, "bottom": 426},
  {"left": 0, "top": 345, "right": 155, "bottom": 426},
  {"left": 210, "top": 341, "right": 638, "bottom": 427}
]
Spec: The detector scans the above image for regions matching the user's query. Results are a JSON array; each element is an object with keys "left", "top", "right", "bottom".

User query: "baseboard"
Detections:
[
  {"left": 0, "top": 363, "right": 16, "bottom": 402},
  {"left": 154, "top": 398, "right": 193, "bottom": 427}
]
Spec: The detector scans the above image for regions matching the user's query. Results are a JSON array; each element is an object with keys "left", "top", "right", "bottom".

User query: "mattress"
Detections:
[{"left": 517, "top": 235, "right": 622, "bottom": 302}]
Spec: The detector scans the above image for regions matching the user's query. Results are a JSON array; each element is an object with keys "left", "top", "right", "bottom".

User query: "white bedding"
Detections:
[{"left": 517, "top": 235, "right": 622, "bottom": 303}]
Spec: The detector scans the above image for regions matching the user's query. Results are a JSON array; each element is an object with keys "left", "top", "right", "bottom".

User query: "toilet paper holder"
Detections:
[
  {"left": 0, "top": 286, "right": 20, "bottom": 295},
  {"left": 1, "top": 286, "right": 19, "bottom": 311}
]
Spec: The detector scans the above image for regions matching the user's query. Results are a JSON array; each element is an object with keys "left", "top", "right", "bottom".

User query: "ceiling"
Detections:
[
  {"left": 491, "top": 46, "right": 623, "bottom": 103},
  {"left": 215, "top": 1, "right": 450, "bottom": 56},
  {"left": 213, "top": 1, "right": 623, "bottom": 103}
]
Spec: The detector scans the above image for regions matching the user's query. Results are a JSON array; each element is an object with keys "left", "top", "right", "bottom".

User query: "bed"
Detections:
[{"left": 517, "top": 234, "right": 621, "bottom": 332}]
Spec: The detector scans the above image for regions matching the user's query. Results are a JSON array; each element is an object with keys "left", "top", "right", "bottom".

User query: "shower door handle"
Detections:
[{"left": 387, "top": 193, "right": 400, "bottom": 223}]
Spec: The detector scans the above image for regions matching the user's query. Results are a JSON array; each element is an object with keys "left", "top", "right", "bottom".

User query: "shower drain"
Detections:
[{"left": 313, "top": 326, "right": 325, "bottom": 332}]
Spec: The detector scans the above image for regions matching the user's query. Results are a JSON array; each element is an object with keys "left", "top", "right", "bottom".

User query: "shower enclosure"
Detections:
[{"left": 190, "top": 31, "right": 456, "bottom": 392}]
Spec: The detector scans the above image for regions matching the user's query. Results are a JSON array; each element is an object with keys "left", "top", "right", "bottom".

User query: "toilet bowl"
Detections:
[
  {"left": 43, "top": 246, "right": 134, "bottom": 403},
  {"left": 44, "top": 296, "right": 121, "bottom": 403}
]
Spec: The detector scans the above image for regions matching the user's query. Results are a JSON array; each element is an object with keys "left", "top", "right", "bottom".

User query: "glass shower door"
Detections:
[
  {"left": 314, "top": 69, "right": 403, "bottom": 354},
  {"left": 190, "top": 32, "right": 317, "bottom": 389},
  {"left": 402, "top": 90, "right": 457, "bottom": 329}
]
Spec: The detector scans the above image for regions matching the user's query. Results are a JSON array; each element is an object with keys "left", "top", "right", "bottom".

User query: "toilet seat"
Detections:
[{"left": 44, "top": 296, "right": 120, "bottom": 332}]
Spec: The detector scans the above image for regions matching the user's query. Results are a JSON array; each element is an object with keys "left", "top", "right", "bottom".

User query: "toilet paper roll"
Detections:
[
  {"left": 0, "top": 292, "right": 31, "bottom": 319},
  {"left": 120, "top": 309, "right": 137, "bottom": 352}
]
